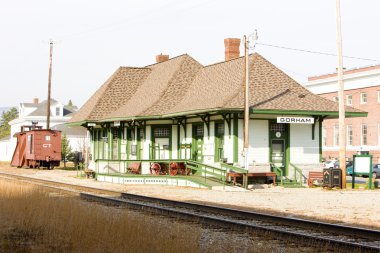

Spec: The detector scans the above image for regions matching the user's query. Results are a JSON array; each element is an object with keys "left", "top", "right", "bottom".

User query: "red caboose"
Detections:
[{"left": 11, "top": 125, "right": 61, "bottom": 169}]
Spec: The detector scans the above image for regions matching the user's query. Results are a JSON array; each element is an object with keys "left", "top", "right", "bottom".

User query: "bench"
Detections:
[
  {"left": 227, "top": 172, "right": 277, "bottom": 186},
  {"left": 307, "top": 171, "right": 323, "bottom": 187},
  {"left": 226, "top": 172, "right": 243, "bottom": 185},
  {"left": 84, "top": 169, "right": 96, "bottom": 178},
  {"left": 248, "top": 172, "right": 277, "bottom": 186},
  {"left": 127, "top": 162, "right": 141, "bottom": 174}
]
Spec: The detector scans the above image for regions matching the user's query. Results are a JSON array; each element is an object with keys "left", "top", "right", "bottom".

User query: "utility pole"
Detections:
[
  {"left": 244, "top": 35, "right": 249, "bottom": 173},
  {"left": 335, "top": 0, "right": 346, "bottom": 188},
  {"left": 46, "top": 40, "right": 53, "bottom": 130}
]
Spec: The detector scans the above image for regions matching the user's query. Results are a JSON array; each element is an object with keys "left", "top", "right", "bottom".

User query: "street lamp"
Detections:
[{"left": 243, "top": 30, "right": 258, "bottom": 174}]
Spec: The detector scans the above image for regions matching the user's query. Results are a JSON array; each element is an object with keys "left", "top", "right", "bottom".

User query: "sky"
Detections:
[{"left": 1, "top": 0, "right": 379, "bottom": 108}]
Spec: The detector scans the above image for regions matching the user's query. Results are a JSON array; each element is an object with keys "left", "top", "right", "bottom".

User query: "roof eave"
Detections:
[
  {"left": 66, "top": 120, "right": 90, "bottom": 127},
  {"left": 97, "top": 108, "right": 243, "bottom": 122},
  {"left": 252, "top": 109, "right": 367, "bottom": 118},
  {"left": 70, "top": 108, "right": 366, "bottom": 125}
]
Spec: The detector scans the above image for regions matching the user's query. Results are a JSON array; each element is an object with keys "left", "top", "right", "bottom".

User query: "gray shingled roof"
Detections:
[
  {"left": 27, "top": 99, "right": 76, "bottom": 117},
  {"left": 70, "top": 53, "right": 365, "bottom": 124}
]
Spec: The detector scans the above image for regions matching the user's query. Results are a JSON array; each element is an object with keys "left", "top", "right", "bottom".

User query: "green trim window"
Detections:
[
  {"left": 111, "top": 127, "right": 119, "bottom": 160},
  {"left": 154, "top": 127, "right": 170, "bottom": 137},
  {"left": 151, "top": 125, "right": 172, "bottom": 160},
  {"left": 192, "top": 124, "right": 204, "bottom": 162},
  {"left": 138, "top": 128, "right": 145, "bottom": 139},
  {"left": 270, "top": 123, "right": 286, "bottom": 132},
  {"left": 215, "top": 122, "right": 225, "bottom": 162},
  {"left": 136, "top": 128, "right": 145, "bottom": 160},
  {"left": 269, "top": 120, "right": 289, "bottom": 176},
  {"left": 195, "top": 125, "right": 204, "bottom": 137},
  {"left": 216, "top": 122, "right": 224, "bottom": 136}
]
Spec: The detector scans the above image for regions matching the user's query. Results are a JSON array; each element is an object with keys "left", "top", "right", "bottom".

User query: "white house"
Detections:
[{"left": 0, "top": 98, "right": 87, "bottom": 162}]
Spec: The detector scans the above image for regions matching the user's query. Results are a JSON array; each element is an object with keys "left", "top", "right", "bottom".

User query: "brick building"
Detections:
[{"left": 305, "top": 65, "right": 380, "bottom": 163}]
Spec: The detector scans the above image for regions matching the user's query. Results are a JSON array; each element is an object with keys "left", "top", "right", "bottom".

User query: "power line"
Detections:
[
  {"left": 57, "top": 0, "right": 218, "bottom": 41},
  {"left": 255, "top": 42, "right": 380, "bottom": 63}
]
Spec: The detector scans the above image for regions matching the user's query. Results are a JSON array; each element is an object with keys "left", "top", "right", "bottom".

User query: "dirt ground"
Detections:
[{"left": 0, "top": 164, "right": 379, "bottom": 229}]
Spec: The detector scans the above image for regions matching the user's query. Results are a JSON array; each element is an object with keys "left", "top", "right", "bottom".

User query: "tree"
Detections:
[
  {"left": 61, "top": 133, "right": 72, "bottom": 168},
  {"left": 67, "top": 99, "right": 73, "bottom": 107},
  {"left": 0, "top": 107, "right": 18, "bottom": 139}
]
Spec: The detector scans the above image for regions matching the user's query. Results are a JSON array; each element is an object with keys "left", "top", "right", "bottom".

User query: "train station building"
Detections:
[{"left": 69, "top": 38, "right": 366, "bottom": 188}]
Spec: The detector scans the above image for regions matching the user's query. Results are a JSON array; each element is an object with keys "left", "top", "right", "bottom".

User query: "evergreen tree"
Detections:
[
  {"left": 61, "top": 133, "right": 72, "bottom": 168},
  {"left": 0, "top": 107, "right": 18, "bottom": 139}
]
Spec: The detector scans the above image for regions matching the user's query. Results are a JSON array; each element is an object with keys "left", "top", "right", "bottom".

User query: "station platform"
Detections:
[{"left": 96, "top": 173, "right": 226, "bottom": 189}]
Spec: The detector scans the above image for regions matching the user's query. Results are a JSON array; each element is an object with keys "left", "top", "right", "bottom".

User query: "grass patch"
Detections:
[
  {"left": 346, "top": 182, "right": 379, "bottom": 190},
  {"left": 0, "top": 180, "right": 289, "bottom": 252},
  {"left": 55, "top": 166, "right": 78, "bottom": 171},
  {"left": 0, "top": 180, "right": 201, "bottom": 253}
]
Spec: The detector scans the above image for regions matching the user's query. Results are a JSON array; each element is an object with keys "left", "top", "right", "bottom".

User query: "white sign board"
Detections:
[
  {"left": 354, "top": 156, "right": 371, "bottom": 174},
  {"left": 277, "top": 117, "right": 314, "bottom": 124},
  {"left": 87, "top": 123, "right": 96, "bottom": 127},
  {"left": 114, "top": 121, "right": 121, "bottom": 127}
]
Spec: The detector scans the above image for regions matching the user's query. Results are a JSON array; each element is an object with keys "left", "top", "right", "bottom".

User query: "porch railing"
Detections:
[
  {"left": 95, "top": 158, "right": 231, "bottom": 188},
  {"left": 220, "top": 163, "right": 249, "bottom": 188},
  {"left": 270, "top": 163, "right": 283, "bottom": 186},
  {"left": 289, "top": 163, "right": 304, "bottom": 186}
]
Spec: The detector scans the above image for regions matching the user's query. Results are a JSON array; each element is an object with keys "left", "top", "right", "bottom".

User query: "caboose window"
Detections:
[
  {"left": 28, "top": 135, "right": 33, "bottom": 154},
  {"left": 45, "top": 135, "right": 51, "bottom": 141}
]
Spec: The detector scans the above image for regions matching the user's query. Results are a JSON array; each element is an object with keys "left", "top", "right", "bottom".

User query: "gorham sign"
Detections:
[{"left": 277, "top": 117, "right": 314, "bottom": 124}]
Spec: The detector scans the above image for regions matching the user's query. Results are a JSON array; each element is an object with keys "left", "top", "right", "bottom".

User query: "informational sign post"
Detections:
[{"left": 352, "top": 154, "right": 373, "bottom": 189}]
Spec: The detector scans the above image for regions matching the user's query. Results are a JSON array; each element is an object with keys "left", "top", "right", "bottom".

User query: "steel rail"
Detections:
[
  {"left": 81, "top": 193, "right": 380, "bottom": 253},
  {"left": 120, "top": 192, "right": 380, "bottom": 240}
]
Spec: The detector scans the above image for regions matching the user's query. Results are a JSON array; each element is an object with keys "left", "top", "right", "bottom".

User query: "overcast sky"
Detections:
[{"left": 1, "top": 0, "right": 379, "bottom": 108}]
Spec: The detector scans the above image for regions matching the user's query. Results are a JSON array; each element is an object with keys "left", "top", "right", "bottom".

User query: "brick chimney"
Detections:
[
  {"left": 156, "top": 54, "right": 169, "bottom": 63},
  {"left": 224, "top": 38, "right": 241, "bottom": 61},
  {"left": 33, "top": 98, "right": 39, "bottom": 104}
]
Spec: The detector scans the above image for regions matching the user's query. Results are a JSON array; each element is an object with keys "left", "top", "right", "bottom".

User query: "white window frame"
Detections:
[
  {"left": 55, "top": 107, "right": 60, "bottom": 116},
  {"left": 347, "top": 125, "right": 353, "bottom": 146},
  {"left": 322, "top": 126, "right": 327, "bottom": 146},
  {"left": 360, "top": 92, "right": 367, "bottom": 104},
  {"left": 333, "top": 125, "right": 339, "bottom": 146},
  {"left": 346, "top": 94, "right": 352, "bottom": 106},
  {"left": 361, "top": 124, "right": 368, "bottom": 146}
]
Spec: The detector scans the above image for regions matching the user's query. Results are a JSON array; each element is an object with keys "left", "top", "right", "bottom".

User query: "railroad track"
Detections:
[
  {"left": 82, "top": 192, "right": 380, "bottom": 252},
  {"left": 1, "top": 172, "right": 379, "bottom": 252}
]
